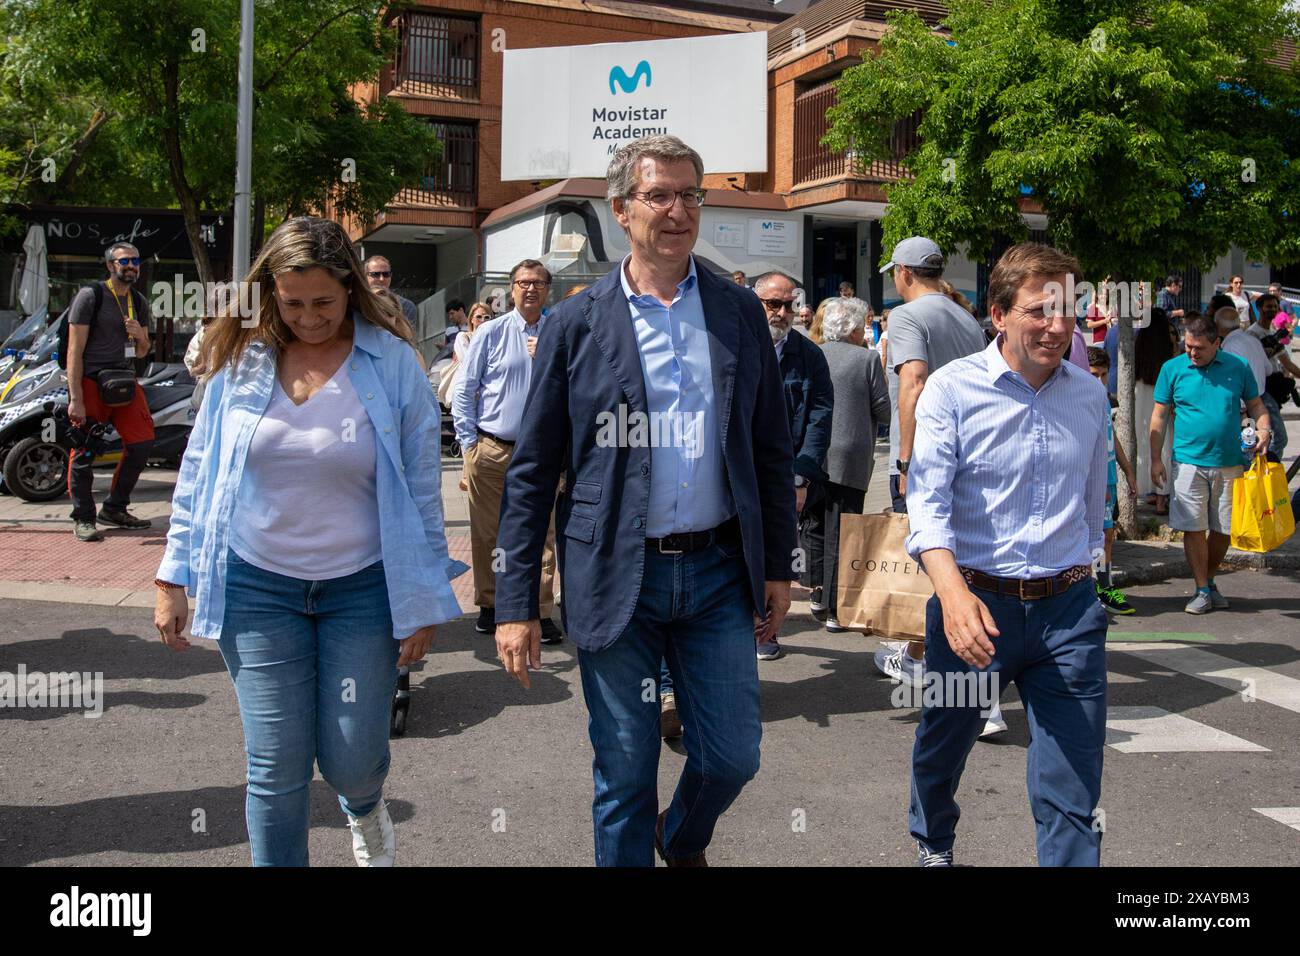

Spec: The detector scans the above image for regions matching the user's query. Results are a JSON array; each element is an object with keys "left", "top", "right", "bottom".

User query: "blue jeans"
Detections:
[
  {"left": 577, "top": 543, "right": 762, "bottom": 866},
  {"left": 1262, "top": 393, "right": 1286, "bottom": 459},
  {"left": 909, "top": 577, "right": 1108, "bottom": 866},
  {"left": 659, "top": 658, "right": 673, "bottom": 697},
  {"left": 218, "top": 550, "right": 400, "bottom": 866}
]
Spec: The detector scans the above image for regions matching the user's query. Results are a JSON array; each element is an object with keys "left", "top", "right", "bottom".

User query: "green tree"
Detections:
[
  {"left": 5, "top": 1, "right": 439, "bottom": 284},
  {"left": 825, "top": 0, "right": 1300, "bottom": 536}
]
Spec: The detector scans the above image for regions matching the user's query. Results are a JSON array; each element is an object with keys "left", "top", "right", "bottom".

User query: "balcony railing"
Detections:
[
  {"left": 393, "top": 12, "right": 479, "bottom": 99},
  {"left": 394, "top": 121, "right": 478, "bottom": 209},
  {"left": 793, "top": 80, "right": 919, "bottom": 185}
]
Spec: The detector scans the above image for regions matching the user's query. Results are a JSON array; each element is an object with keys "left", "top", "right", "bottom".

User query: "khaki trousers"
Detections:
[{"left": 464, "top": 433, "right": 556, "bottom": 613}]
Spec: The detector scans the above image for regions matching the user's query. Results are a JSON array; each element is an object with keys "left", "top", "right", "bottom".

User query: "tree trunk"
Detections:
[
  {"left": 1116, "top": 296, "right": 1139, "bottom": 540},
  {"left": 160, "top": 58, "right": 214, "bottom": 288}
]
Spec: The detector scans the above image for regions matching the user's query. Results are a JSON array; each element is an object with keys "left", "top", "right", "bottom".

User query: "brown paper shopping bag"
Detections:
[{"left": 835, "top": 512, "right": 934, "bottom": 640}]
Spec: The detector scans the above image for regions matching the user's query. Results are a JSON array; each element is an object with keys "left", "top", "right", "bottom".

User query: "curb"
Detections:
[{"left": 1112, "top": 543, "right": 1300, "bottom": 588}]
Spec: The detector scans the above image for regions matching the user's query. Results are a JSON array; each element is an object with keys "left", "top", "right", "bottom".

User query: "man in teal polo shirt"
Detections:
[{"left": 1150, "top": 314, "right": 1270, "bottom": 614}]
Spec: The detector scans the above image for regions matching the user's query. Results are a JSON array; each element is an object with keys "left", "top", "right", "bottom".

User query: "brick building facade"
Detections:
[{"left": 349, "top": 0, "right": 782, "bottom": 316}]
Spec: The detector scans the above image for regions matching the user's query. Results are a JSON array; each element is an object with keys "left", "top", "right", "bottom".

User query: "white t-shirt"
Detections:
[
  {"left": 231, "top": 365, "right": 382, "bottom": 580},
  {"left": 1222, "top": 328, "right": 1270, "bottom": 393},
  {"left": 1229, "top": 292, "right": 1252, "bottom": 325},
  {"left": 449, "top": 326, "right": 473, "bottom": 400},
  {"left": 1245, "top": 322, "right": 1283, "bottom": 375}
]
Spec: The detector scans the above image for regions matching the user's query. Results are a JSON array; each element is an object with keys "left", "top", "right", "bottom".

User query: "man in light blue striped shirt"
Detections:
[
  {"left": 452, "top": 259, "right": 559, "bottom": 641},
  {"left": 904, "top": 243, "right": 1111, "bottom": 867}
]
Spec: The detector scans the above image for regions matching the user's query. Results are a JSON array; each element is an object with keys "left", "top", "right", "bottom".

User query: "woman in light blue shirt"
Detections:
[{"left": 153, "top": 217, "right": 464, "bottom": 867}]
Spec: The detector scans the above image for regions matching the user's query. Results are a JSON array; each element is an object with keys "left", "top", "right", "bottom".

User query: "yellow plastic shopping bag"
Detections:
[{"left": 1230, "top": 456, "right": 1296, "bottom": 552}]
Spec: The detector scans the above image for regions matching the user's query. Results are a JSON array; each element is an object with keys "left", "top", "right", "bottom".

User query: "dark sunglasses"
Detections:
[
  {"left": 759, "top": 297, "right": 796, "bottom": 313},
  {"left": 113, "top": 257, "right": 142, "bottom": 267},
  {"left": 367, "top": 270, "right": 392, "bottom": 278}
]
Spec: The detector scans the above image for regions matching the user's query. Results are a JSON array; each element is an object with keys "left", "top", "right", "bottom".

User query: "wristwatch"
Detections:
[
  {"left": 896, "top": 459, "right": 910, "bottom": 475},
  {"left": 794, "top": 476, "right": 808, "bottom": 488}
]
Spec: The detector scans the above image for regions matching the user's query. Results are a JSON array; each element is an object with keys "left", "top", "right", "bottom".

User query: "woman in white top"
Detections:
[
  {"left": 154, "top": 217, "right": 464, "bottom": 867},
  {"left": 449, "top": 302, "right": 492, "bottom": 399},
  {"left": 1227, "top": 275, "right": 1253, "bottom": 326}
]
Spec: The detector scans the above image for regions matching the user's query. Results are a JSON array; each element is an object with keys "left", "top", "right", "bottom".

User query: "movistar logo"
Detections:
[{"left": 609, "top": 60, "right": 651, "bottom": 95}]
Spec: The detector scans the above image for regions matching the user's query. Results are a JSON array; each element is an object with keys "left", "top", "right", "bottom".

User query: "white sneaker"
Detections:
[
  {"left": 979, "top": 700, "right": 1008, "bottom": 738},
  {"left": 873, "top": 646, "right": 925, "bottom": 688},
  {"left": 348, "top": 799, "right": 395, "bottom": 867}
]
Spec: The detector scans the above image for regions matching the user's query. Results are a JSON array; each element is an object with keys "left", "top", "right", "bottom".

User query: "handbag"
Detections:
[
  {"left": 95, "top": 367, "right": 138, "bottom": 406},
  {"left": 436, "top": 357, "right": 460, "bottom": 407},
  {"left": 835, "top": 512, "right": 934, "bottom": 640},
  {"left": 1230, "top": 455, "right": 1295, "bottom": 552}
]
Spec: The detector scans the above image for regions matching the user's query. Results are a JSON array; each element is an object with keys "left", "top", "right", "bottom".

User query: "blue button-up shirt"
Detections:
[
  {"left": 905, "top": 337, "right": 1109, "bottom": 577},
  {"left": 620, "top": 256, "right": 734, "bottom": 536},
  {"left": 451, "top": 308, "right": 547, "bottom": 449},
  {"left": 157, "top": 314, "right": 466, "bottom": 640}
]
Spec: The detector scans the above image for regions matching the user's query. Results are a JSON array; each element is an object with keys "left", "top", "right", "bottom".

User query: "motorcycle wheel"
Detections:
[{"left": 3, "top": 435, "right": 69, "bottom": 502}]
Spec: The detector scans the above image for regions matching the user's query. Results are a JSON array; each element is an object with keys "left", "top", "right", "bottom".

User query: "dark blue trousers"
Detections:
[{"left": 909, "top": 577, "right": 1108, "bottom": 866}]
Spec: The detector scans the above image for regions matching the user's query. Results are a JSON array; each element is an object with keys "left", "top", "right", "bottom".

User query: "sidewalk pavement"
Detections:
[
  {"left": 0, "top": 460, "right": 478, "bottom": 612},
  {"left": 0, "top": 433, "right": 1295, "bottom": 609}
]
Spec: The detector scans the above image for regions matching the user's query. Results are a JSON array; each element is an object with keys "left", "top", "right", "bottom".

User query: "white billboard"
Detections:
[{"left": 501, "top": 31, "right": 768, "bottom": 181}]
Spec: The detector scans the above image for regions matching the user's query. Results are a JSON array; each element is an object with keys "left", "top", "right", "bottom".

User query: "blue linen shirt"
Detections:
[
  {"left": 157, "top": 314, "right": 466, "bottom": 640},
  {"left": 905, "top": 337, "right": 1110, "bottom": 577},
  {"left": 451, "top": 308, "right": 547, "bottom": 449},
  {"left": 619, "top": 256, "right": 734, "bottom": 536}
]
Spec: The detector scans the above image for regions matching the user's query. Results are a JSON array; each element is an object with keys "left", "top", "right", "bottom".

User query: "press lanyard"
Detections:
[{"left": 108, "top": 281, "right": 136, "bottom": 359}]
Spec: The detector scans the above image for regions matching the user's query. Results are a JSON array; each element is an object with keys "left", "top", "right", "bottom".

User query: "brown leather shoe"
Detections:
[
  {"left": 660, "top": 693, "right": 682, "bottom": 740},
  {"left": 655, "top": 811, "right": 707, "bottom": 867}
]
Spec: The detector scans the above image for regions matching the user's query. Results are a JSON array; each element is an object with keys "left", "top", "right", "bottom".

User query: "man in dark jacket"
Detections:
[
  {"left": 492, "top": 135, "right": 796, "bottom": 867},
  {"left": 806, "top": 297, "right": 890, "bottom": 630},
  {"left": 753, "top": 270, "right": 833, "bottom": 658}
]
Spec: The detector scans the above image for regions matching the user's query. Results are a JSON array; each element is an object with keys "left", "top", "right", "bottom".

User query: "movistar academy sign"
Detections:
[
  {"left": 595, "top": 60, "right": 668, "bottom": 150},
  {"left": 501, "top": 32, "right": 767, "bottom": 180}
]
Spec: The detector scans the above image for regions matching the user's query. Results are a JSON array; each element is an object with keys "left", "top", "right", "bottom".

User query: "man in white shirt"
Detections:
[
  {"left": 1218, "top": 307, "right": 1270, "bottom": 394},
  {"left": 1242, "top": 294, "right": 1298, "bottom": 460}
]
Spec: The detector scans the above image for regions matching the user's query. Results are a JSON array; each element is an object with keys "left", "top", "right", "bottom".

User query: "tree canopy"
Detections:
[
  {"left": 2, "top": 1, "right": 440, "bottom": 282},
  {"left": 824, "top": 0, "right": 1300, "bottom": 280}
]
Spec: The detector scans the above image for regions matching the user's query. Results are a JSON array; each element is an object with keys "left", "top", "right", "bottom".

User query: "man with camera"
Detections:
[{"left": 65, "top": 242, "right": 155, "bottom": 541}]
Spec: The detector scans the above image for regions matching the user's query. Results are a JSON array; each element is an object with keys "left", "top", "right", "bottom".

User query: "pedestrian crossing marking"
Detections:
[
  {"left": 1111, "top": 645, "right": 1300, "bottom": 715},
  {"left": 1106, "top": 671, "right": 1146, "bottom": 683},
  {"left": 1253, "top": 808, "right": 1300, "bottom": 832},
  {"left": 1106, "top": 631, "right": 1216, "bottom": 643},
  {"left": 1105, "top": 706, "right": 1269, "bottom": 753}
]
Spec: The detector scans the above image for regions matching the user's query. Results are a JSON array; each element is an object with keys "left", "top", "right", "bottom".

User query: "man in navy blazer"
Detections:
[
  {"left": 753, "top": 271, "right": 833, "bottom": 658},
  {"left": 493, "top": 135, "right": 797, "bottom": 867}
]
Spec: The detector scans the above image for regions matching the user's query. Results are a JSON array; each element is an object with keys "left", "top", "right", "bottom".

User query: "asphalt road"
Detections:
[{"left": 2, "top": 568, "right": 1298, "bottom": 867}]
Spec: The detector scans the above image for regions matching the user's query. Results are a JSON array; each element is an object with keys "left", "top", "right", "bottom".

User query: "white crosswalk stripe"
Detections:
[
  {"left": 1106, "top": 706, "right": 1269, "bottom": 753},
  {"left": 1107, "top": 643, "right": 1300, "bottom": 714},
  {"left": 1252, "top": 808, "right": 1300, "bottom": 832}
]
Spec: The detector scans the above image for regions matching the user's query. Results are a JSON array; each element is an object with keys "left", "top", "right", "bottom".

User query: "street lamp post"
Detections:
[{"left": 231, "top": 0, "right": 254, "bottom": 282}]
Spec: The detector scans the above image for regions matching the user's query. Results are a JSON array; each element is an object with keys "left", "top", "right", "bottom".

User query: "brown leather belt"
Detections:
[
  {"left": 646, "top": 517, "right": 741, "bottom": 555},
  {"left": 960, "top": 565, "right": 1092, "bottom": 601}
]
